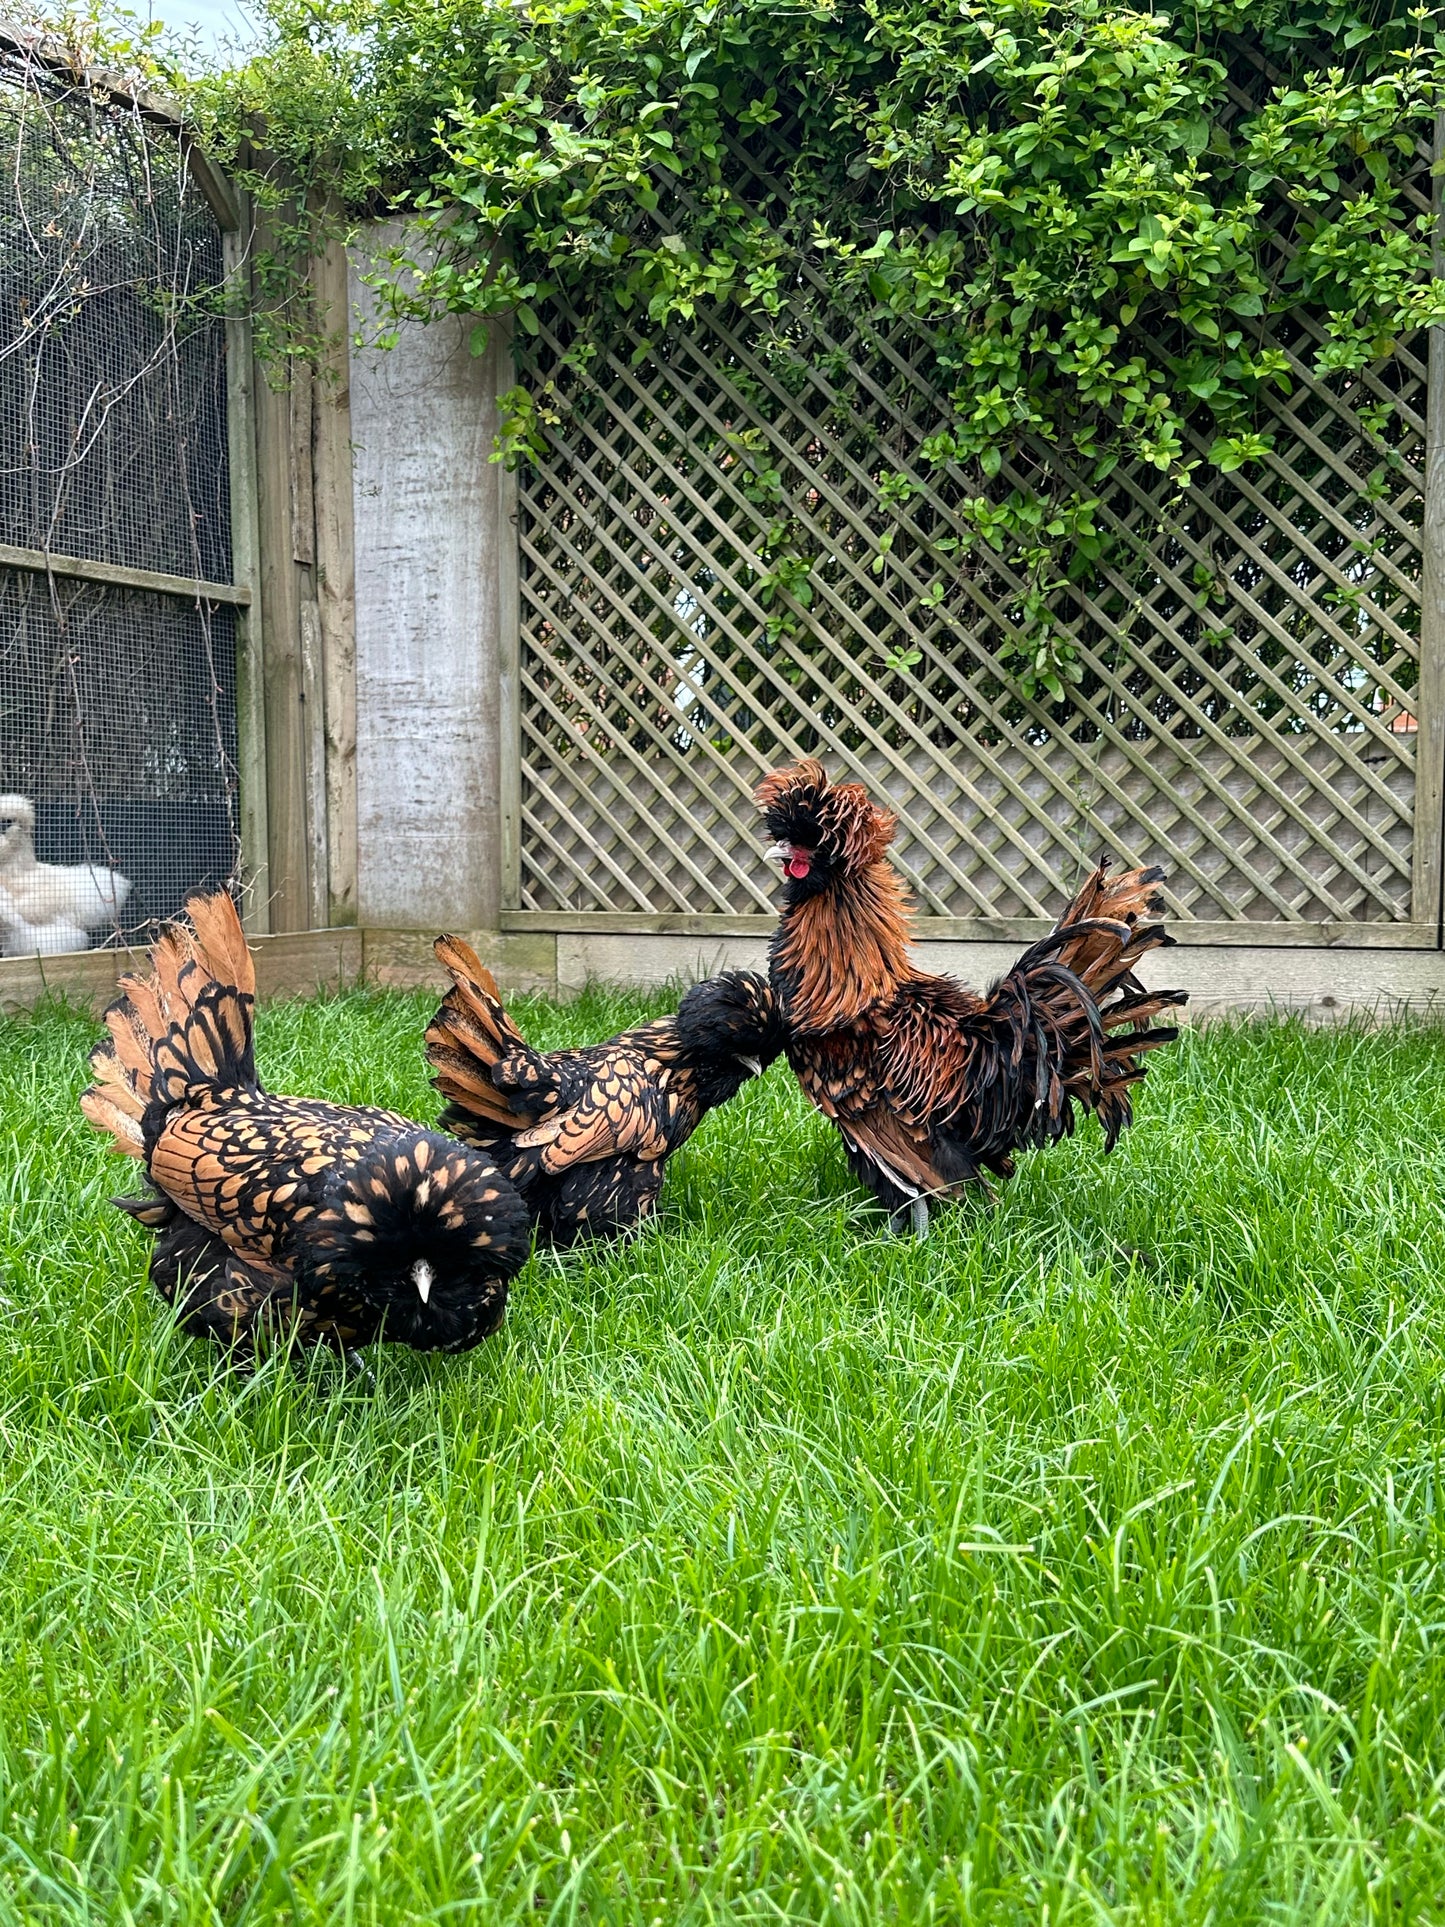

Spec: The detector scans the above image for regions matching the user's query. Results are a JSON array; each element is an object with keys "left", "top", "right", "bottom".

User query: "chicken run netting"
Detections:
[{"left": 0, "top": 43, "right": 239, "bottom": 959}]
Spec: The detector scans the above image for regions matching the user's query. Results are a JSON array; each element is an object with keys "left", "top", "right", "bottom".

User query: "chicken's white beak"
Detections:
[
  {"left": 764, "top": 841, "right": 792, "bottom": 863},
  {"left": 411, "top": 1259, "right": 434, "bottom": 1305},
  {"left": 736, "top": 1054, "right": 763, "bottom": 1077}
]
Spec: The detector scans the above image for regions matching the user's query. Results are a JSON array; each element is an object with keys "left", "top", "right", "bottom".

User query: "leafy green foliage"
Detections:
[
  {"left": 196, "top": 0, "right": 1445, "bottom": 452},
  {"left": 184, "top": 0, "right": 1445, "bottom": 699}
]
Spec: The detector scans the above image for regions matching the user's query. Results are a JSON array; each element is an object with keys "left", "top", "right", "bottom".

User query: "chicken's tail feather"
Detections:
[
  {"left": 901, "top": 883, "right": 1184, "bottom": 1172},
  {"left": 151, "top": 983, "right": 257, "bottom": 1108},
  {"left": 1049, "top": 860, "right": 1173, "bottom": 993},
  {"left": 425, "top": 935, "right": 537, "bottom": 1139},
  {"left": 80, "top": 891, "right": 257, "bottom": 1157},
  {"left": 186, "top": 889, "right": 256, "bottom": 1001},
  {"left": 971, "top": 896, "right": 1185, "bottom": 1153},
  {"left": 1056, "top": 858, "right": 1167, "bottom": 931}
]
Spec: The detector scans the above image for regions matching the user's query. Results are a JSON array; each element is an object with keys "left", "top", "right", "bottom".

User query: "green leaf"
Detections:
[{"left": 1181, "top": 117, "right": 1209, "bottom": 157}]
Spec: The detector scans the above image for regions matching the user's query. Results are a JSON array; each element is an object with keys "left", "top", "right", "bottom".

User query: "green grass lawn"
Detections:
[{"left": 2, "top": 988, "right": 1445, "bottom": 1922}]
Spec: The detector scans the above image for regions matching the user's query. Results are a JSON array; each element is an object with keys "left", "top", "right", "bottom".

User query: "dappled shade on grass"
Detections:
[{"left": 1, "top": 987, "right": 1444, "bottom": 1920}]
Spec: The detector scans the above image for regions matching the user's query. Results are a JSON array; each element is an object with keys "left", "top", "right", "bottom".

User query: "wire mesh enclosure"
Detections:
[
  {"left": 513, "top": 69, "right": 1431, "bottom": 936},
  {"left": 0, "top": 42, "right": 239, "bottom": 956}
]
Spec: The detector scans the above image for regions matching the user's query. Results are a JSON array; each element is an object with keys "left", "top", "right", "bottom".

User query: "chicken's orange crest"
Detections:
[{"left": 754, "top": 758, "right": 897, "bottom": 878}]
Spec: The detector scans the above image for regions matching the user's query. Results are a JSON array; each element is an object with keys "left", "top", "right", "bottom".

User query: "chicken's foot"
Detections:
[{"left": 890, "top": 1197, "right": 930, "bottom": 1239}]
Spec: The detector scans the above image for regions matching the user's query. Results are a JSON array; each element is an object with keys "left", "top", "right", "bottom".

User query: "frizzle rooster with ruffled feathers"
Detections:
[
  {"left": 756, "top": 759, "right": 1187, "bottom": 1234},
  {"left": 426, "top": 936, "right": 785, "bottom": 1245},
  {"left": 81, "top": 891, "right": 531, "bottom": 1370}
]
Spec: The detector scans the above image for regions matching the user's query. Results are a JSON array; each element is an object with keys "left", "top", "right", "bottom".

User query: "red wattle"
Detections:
[{"left": 786, "top": 856, "right": 812, "bottom": 879}]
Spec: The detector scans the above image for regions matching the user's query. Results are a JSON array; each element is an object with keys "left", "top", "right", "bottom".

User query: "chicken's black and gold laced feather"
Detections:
[
  {"left": 426, "top": 938, "right": 784, "bottom": 1245},
  {"left": 82, "top": 892, "right": 530, "bottom": 1370}
]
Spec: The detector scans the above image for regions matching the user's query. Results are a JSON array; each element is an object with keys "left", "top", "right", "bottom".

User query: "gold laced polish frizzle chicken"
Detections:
[
  {"left": 756, "top": 758, "right": 1188, "bottom": 1235},
  {"left": 426, "top": 935, "right": 785, "bottom": 1245},
  {"left": 81, "top": 891, "right": 532, "bottom": 1372}
]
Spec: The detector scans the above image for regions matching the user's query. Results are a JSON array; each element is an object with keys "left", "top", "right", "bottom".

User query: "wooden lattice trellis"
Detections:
[{"left": 510, "top": 81, "right": 1438, "bottom": 942}]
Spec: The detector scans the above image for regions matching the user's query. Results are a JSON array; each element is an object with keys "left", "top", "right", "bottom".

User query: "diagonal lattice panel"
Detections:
[{"left": 514, "top": 115, "right": 1428, "bottom": 930}]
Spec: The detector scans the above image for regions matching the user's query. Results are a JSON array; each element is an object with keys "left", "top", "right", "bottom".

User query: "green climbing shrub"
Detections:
[{"left": 181, "top": 0, "right": 1445, "bottom": 700}]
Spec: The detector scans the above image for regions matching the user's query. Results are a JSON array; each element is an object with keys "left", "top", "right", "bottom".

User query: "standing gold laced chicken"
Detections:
[
  {"left": 426, "top": 936, "right": 785, "bottom": 1245},
  {"left": 756, "top": 759, "right": 1187, "bottom": 1233},
  {"left": 81, "top": 891, "right": 531, "bottom": 1370}
]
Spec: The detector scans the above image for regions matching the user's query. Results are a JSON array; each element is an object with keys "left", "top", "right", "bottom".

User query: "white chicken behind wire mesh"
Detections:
[{"left": 0, "top": 793, "right": 131, "bottom": 956}]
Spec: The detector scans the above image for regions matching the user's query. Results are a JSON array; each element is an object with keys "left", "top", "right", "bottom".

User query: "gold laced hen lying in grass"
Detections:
[{"left": 81, "top": 891, "right": 531, "bottom": 1372}]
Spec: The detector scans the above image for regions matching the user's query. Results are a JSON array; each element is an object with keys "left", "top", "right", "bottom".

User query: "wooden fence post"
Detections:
[
  {"left": 312, "top": 227, "right": 359, "bottom": 927},
  {"left": 246, "top": 195, "right": 355, "bottom": 936},
  {"left": 250, "top": 198, "right": 312, "bottom": 933},
  {"left": 225, "top": 204, "right": 271, "bottom": 934},
  {"left": 1414, "top": 109, "right": 1445, "bottom": 945}
]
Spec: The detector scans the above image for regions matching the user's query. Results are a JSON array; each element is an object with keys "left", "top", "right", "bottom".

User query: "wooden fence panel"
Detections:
[{"left": 511, "top": 116, "right": 1436, "bottom": 941}]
